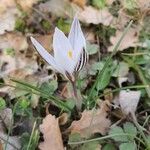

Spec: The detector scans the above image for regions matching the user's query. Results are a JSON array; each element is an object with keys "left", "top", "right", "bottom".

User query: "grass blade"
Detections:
[
  {"left": 11, "top": 78, "right": 71, "bottom": 111},
  {"left": 86, "top": 20, "right": 133, "bottom": 106}
]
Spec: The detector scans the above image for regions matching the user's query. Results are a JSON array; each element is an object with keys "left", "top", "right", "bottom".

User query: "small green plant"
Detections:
[
  {"left": 41, "top": 20, "right": 51, "bottom": 31},
  {"left": 0, "top": 97, "right": 6, "bottom": 110},
  {"left": 15, "top": 18, "right": 26, "bottom": 32}
]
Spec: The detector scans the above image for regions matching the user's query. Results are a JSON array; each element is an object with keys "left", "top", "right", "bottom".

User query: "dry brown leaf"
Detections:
[
  {"left": 16, "top": 0, "right": 39, "bottom": 12},
  {"left": 1, "top": 68, "right": 51, "bottom": 100},
  {"left": 0, "top": 33, "right": 47, "bottom": 100},
  {"left": 39, "top": 0, "right": 74, "bottom": 18},
  {"left": 106, "top": 0, "right": 115, "bottom": 5},
  {"left": 31, "top": 34, "right": 53, "bottom": 52},
  {"left": 114, "top": 90, "right": 141, "bottom": 115},
  {"left": 0, "top": 0, "right": 20, "bottom": 34},
  {"left": 0, "top": 32, "right": 38, "bottom": 78},
  {"left": 71, "top": 0, "right": 87, "bottom": 8},
  {"left": 119, "top": 0, "right": 150, "bottom": 12},
  {"left": 78, "top": 6, "right": 113, "bottom": 25},
  {"left": 108, "top": 27, "right": 139, "bottom": 51},
  {"left": 0, "top": 133, "right": 20, "bottom": 150},
  {"left": 104, "top": 89, "right": 113, "bottom": 102},
  {"left": 0, "top": 108, "right": 13, "bottom": 130},
  {"left": 136, "top": 0, "right": 150, "bottom": 12},
  {"left": 69, "top": 101, "right": 111, "bottom": 138},
  {"left": 112, "top": 10, "right": 132, "bottom": 30},
  {"left": 0, "top": 54, "right": 38, "bottom": 79},
  {"left": 59, "top": 113, "right": 69, "bottom": 125},
  {"left": 39, "top": 114, "right": 64, "bottom": 150},
  {"left": 0, "top": 32, "right": 28, "bottom": 51},
  {"left": 85, "top": 29, "right": 96, "bottom": 43},
  {"left": 0, "top": 120, "right": 20, "bottom": 150}
]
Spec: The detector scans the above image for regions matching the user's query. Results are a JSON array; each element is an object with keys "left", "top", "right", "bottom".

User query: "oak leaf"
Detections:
[
  {"left": 108, "top": 28, "right": 139, "bottom": 51},
  {"left": 78, "top": 6, "right": 113, "bottom": 25},
  {"left": 71, "top": 0, "right": 87, "bottom": 8},
  {"left": 0, "top": 0, "right": 20, "bottom": 34},
  {"left": 69, "top": 101, "right": 111, "bottom": 138},
  {"left": 39, "top": 114, "right": 64, "bottom": 150}
]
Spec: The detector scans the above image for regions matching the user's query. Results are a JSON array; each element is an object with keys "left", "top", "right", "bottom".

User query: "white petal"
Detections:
[
  {"left": 68, "top": 17, "right": 86, "bottom": 62},
  {"left": 53, "top": 28, "right": 76, "bottom": 74},
  {"left": 30, "top": 37, "right": 64, "bottom": 74}
]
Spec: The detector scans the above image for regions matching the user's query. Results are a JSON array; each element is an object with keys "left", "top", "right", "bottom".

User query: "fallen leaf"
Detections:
[
  {"left": 16, "top": 0, "right": 39, "bottom": 12},
  {"left": 39, "top": 114, "right": 64, "bottom": 150},
  {"left": 0, "top": 0, "right": 20, "bottom": 34},
  {"left": 31, "top": 34, "right": 53, "bottom": 52},
  {"left": 0, "top": 120, "right": 21, "bottom": 150},
  {"left": 120, "top": 0, "right": 150, "bottom": 12},
  {"left": 0, "top": 108, "right": 13, "bottom": 130},
  {"left": 121, "top": 0, "right": 137, "bottom": 10},
  {"left": 0, "top": 32, "right": 38, "bottom": 79},
  {"left": 84, "top": 29, "right": 96, "bottom": 43},
  {"left": 106, "top": 0, "right": 115, "bottom": 5},
  {"left": 39, "top": 0, "right": 74, "bottom": 18},
  {"left": 71, "top": 0, "right": 87, "bottom": 8},
  {"left": 116, "top": 90, "right": 141, "bottom": 115},
  {"left": 69, "top": 101, "right": 111, "bottom": 138},
  {"left": 58, "top": 113, "right": 69, "bottom": 125},
  {"left": 136, "top": 0, "right": 150, "bottom": 12},
  {"left": 0, "top": 32, "right": 28, "bottom": 51},
  {"left": 0, "top": 54, "right": 38, "bottom": 79},
  {"left": 0, "top": 33, "right": 52, "bottom": 100},
  {"left": 0, "top": 132, "right": 20, "bottom": 150},
  {"left": 112, "top": 10, "right": 132, "bottom": 30},
  {"left": 108, "top": 28, "right": 139, "bottom": 51},
  {"left": 103, "top": 89, "right": 113, "bottom": 102},
  {"left": 78, "top": 6, "right": 113, "bottom": 25}
]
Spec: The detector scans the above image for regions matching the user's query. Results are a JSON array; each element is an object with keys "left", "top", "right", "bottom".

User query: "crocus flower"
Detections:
[{"left": 30, "top": 17, "right": 88, "bottom": 82}]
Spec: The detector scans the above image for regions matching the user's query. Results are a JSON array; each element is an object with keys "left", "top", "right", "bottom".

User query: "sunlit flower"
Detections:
[{"left": 30, "top": 17, "right": 88, "bottom": 82}]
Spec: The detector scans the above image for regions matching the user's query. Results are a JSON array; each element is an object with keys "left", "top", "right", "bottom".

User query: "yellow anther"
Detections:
[{"left": 68, "top": 50, "right": 72, "bottom": 59}]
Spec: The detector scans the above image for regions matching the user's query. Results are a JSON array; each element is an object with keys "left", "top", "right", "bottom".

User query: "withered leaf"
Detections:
[
  {"left": 39, "top": 114, "right": 64, "bottom": 150},
  {"left": 78, "top": 6, "right": 113, "bottom": 25},
  {"left": 114, "top": 90, "right": 141, "bottom": 115},
  {"left": 69, "top": 101, "right": 111, "bottom": 138},
  {"left": 108, "top": 28, "right": 139, "bottom": 51}
]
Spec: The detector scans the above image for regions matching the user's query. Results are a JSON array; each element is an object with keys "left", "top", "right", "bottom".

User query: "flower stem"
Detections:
[{"left": 71, "top": 81, "right": 82, "bottom": 111}]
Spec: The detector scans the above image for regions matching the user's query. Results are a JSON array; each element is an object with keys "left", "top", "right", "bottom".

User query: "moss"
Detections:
[
  {"left": 91, "top": 0, "right": 106, "bottom": 9},
  {"left": 15, "top": 18, "right": 26, "bottom": 32},
  {"left": 57, "top": 18, "right": 70, "bottom": 34},
  {"left": 4, "top": 48, "right": 15, "bottom": 56},
  {"left": 41, "top": 20, "right": 51, "bottom": 31}
]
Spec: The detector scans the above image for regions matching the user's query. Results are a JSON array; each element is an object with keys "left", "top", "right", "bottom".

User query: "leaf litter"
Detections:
[
  {"left": 69, "top": 101, "right": 111, "bottom": 138},
  {"left": 39, "top": 114, "right": 64, "bottom": 150}
]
